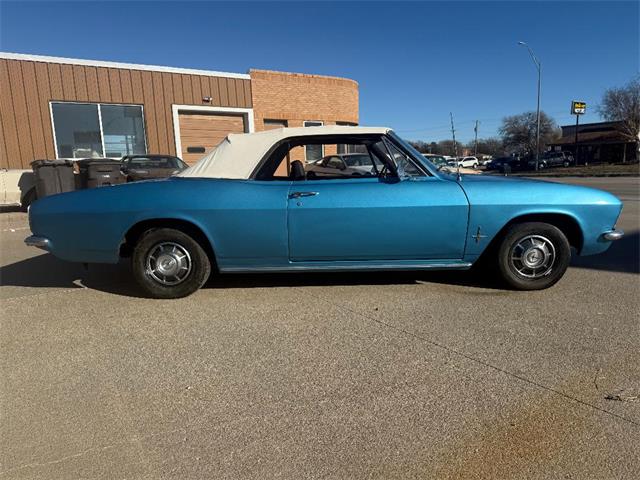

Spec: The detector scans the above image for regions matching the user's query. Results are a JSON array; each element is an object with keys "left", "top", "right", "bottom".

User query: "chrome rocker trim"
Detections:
[
  {"left": 222, "top": 261, "right": 473, "bottom": 273},
  {"left": 24, "top": 235, "right": 51, "bottom": 250},
  {"left": 601, "top": 229, "right": 624, "bottom": 241}
]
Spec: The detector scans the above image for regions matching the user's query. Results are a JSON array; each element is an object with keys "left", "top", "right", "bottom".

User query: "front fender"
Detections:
[{"left": 459, "top": 177, "right": 623, "bottom": 260}]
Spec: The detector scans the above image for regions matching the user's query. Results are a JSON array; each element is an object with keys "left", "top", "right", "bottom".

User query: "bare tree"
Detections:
[
  {"left": 597, "top": 76, "right": 640, "bottom": 149},
  {"left": 472, "top": 137, "right": 505, "bottom": 157},
  {"left": 499, "top": 111, "right": 559, "bottom": 155},
  {"left": 436, "top": 140, "right": 459, "bottom": 156}
]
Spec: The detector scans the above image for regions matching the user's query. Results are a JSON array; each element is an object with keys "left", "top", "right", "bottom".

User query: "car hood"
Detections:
[{"left": 452, "top": 173, "right": 621, "bottom": 207}]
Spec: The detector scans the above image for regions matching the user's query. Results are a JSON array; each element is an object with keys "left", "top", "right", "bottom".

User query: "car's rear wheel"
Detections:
[
  {"left": 496, "top": 222, "right": 570, "bottom": 290},
  {"left": 132, "top": 228, "right": 211, "bottom": 298}
]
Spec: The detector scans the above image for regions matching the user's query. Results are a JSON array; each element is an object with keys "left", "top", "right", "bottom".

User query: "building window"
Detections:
[
  {"left": 263, "top": 119, "right": 288, "bottom": 130},
  {"left": 101, "top": 105, "right": 146, "bottom": 157},
  {"left": 51, "top": 102, "right": 146, "bottom": 158},
  {"left": 336, "top": 122, "right": 363, "bottom": 154},
  {"left": 303, "top": 120, "right": 323, "bottom": 161}
]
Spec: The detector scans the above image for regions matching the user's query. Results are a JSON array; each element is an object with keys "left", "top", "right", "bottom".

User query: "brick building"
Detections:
[
  {"left": 548, "top": 121, "right": 638, "bottom": 164},
  {"left": 0, "top": 52, "right": 359, "bottom": 203}
]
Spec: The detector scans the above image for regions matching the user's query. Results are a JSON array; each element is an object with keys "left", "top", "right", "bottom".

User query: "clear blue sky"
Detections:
[{"left": 1, "top": 1, "right": 638, "bottom": 142}]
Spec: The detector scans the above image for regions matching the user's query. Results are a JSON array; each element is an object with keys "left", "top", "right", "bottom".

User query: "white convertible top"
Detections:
[{"left": 177, "top": 125, "right": 390, "bottom": 179}]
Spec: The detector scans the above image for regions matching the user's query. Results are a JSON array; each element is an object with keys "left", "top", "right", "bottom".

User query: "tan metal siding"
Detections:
[
  {"left": 171, "top": 74, "right": 184, "bottom": 105},
  {"left": 190, "top": 75, "right": 202, "bottom": 105},
  {"left": 0, "top": 58, "right": 252, "bottom": 169},
  {"left": 60, "top": 64, "right": 76, "bottom": 100},
  {"left": 119, "top": 69, "right": 134, "bottom": 104},
  {"left": 7, "top": 60, "right": 34, "bottom": 163},
  {"left": 130, "top": 70, "right": 144, "bottom": 104},
  {"left": 0, "top": 60, "right": 22, "bottom": 169},
  {"left": 33, "top": 62, "right": 55, "bottom": 158},
  {"left": 161, "top": 72, "right": 176, "bottom": 156},
  {"left": 21, "top": 61, "right": 47, "bottom": 160},
  {"left": 182, "top": 75, "right": 193, "bottom": 104},
  {"left": 72, "top": 65, "right": 88, "bottom": 101},
  {"left": 96, "top": 67, "right": 111, "bottom": 101},
  {"left": 85, "top": 66, "right": 100, "bottom": 102},
  {"left": 140, "top": 70, "right": 159, "bottom": 153},
  {"left": 108, "top": 68, "right": 122, "bottom": 102}
]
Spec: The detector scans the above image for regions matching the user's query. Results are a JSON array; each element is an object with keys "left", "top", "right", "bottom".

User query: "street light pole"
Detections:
[{"left": 518, "top": 41, "right": 541, "bottom": 171}]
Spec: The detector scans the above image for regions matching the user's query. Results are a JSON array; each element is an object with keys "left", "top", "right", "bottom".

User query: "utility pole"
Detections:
[
  {"left": 450, "top": 112, "right": 460, "bottom": 179},
  {"left": 574, "top": 114, "right": 580, "bottom": 165},
  {"left": 518, "top": 42, "right": 541, "bottom": 171},
  {"left": 474, "top": 120, "right": 479, "bottom": 156}
]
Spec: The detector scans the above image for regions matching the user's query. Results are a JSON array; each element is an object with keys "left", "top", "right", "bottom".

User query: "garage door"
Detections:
[{"left": 178, "top": 112, "right": 246, "bottom": 164}]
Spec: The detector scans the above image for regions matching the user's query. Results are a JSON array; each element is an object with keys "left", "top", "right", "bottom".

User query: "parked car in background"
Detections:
[
  {"left": 26, "top": 126, "right": 624, "bottom": 298},
  {"left": 306, "top": 153, "right": 381, "bottom": 178},
  {"left": 485, "top": 156, "right": 529, "bottom": 173},
  {"left": 542, "top": 151, "right": 574, "bottom": 168},
  {"left": 424, "top": 154, "right": 481, "bottom": 175},
  {"left": 121, "top": 155, "right": 188, "bottom": 182},
  {"left": 422, "top": 154, "right": 448, "bottom": 169},
  {"left": 460, "top": 156, "right": 480, "bottom": 168}
]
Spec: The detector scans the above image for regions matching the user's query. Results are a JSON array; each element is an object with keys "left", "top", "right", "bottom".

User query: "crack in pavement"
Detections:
[{"left": 311, "top": 293, "right": 640, "bottom": 429}]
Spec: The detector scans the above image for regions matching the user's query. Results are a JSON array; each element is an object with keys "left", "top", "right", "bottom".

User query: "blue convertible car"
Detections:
[{"left": 26, "top": 126, "right": 624, "bottom": 298}]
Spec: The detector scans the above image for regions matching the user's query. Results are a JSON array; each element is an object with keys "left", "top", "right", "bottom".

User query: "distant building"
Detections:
[
  {"left": 0, "top": 52, "right": 359, "bottom": 205},
  {"left": 549, "top": 121, "right": 637, "bottom": 163}
]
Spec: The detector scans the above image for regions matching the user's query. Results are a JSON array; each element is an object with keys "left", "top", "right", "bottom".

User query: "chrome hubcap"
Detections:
[
  {"left": 146, "top": 242, "right": 192, "bottom": 286},
  {"left": 510, "top": 235, "right": 555, "bottom": 278}
]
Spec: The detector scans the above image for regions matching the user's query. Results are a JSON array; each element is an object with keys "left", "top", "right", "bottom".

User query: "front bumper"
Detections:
[
  {"left": 601, "top": 229, "right": 624, "bottom": 241},
  {"left": 24, "top": 235, "right": 51, "bottom": 250}
]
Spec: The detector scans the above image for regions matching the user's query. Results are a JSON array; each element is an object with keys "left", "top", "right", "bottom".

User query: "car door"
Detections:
[{"left": 287, "top": 175, "right": 469, "bottom": 262}]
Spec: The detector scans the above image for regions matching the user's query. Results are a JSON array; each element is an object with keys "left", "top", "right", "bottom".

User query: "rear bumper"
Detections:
[
  {"left": 601, "top": 229, "right": 624, "bottom": 241},
  {"left": 24, "top": 235, "right": 51, "bottom": 250}
]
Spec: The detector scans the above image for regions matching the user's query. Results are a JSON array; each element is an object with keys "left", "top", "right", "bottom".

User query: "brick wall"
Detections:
[{"left": 250, "top": 69, "right": 359, "bottom": 161}]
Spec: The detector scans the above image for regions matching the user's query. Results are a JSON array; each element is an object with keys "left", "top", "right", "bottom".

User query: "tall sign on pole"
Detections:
[{"left": 571, "top": 101, "right": 587, "bottom": 165}]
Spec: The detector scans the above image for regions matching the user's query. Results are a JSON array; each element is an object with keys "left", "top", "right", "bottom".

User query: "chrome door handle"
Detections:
[{"left": 289, "top": 191, "right": 319, "bottom": 199}]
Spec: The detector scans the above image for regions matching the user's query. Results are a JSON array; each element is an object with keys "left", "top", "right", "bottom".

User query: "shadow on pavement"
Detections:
[
  {"left": 0, "top": 253, "right": 146, "bottom": 298},
  {"left": 1, "top": 252, "right": 507, "bottom": 298},
  {"left": 2, "top": 232, "right": 636, "bottom": 299},
  {"left": 570, "top": 230, "right": 639, "bottom": 274}
]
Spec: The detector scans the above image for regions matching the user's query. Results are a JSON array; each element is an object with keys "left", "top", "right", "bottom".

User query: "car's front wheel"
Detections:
[
  {"left": 496, "top": 222, "right": 570, "bottom": 290},
  {"left": 132, "top": 228, "right": 211, "bottom": 298}
]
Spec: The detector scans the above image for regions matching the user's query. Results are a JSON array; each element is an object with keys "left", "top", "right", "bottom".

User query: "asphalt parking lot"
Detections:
[{"left": 1, "top": 177, "right": 638, "bottom": 479}]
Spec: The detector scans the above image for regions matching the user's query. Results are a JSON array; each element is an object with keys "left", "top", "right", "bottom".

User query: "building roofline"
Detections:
[
  {"left": 560, "top": 120, "right": 622, "bottom": 129},
  {"left": 249, "top": 68, "right": 358, "bottom": 86},
  {"left": 0, "top": 51, "right": 250, "bottom": 79}
]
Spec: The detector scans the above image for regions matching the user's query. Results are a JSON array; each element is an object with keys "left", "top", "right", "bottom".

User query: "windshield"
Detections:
[{"left": 388, "top": 131, "right": 434, "bottom": 173}]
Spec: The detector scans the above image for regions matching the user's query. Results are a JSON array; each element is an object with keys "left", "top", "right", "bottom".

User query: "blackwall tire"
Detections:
[
  {"left": 496, "top": 222, "right": 570, "bottom": 290},
  {"left": 132, "top": 228, "right": 211, "bottom": 299}
]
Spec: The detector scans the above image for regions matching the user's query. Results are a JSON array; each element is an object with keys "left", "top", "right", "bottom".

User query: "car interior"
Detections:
[{"left": 254, "top": 134, "right": 426, "bottom": 181}]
